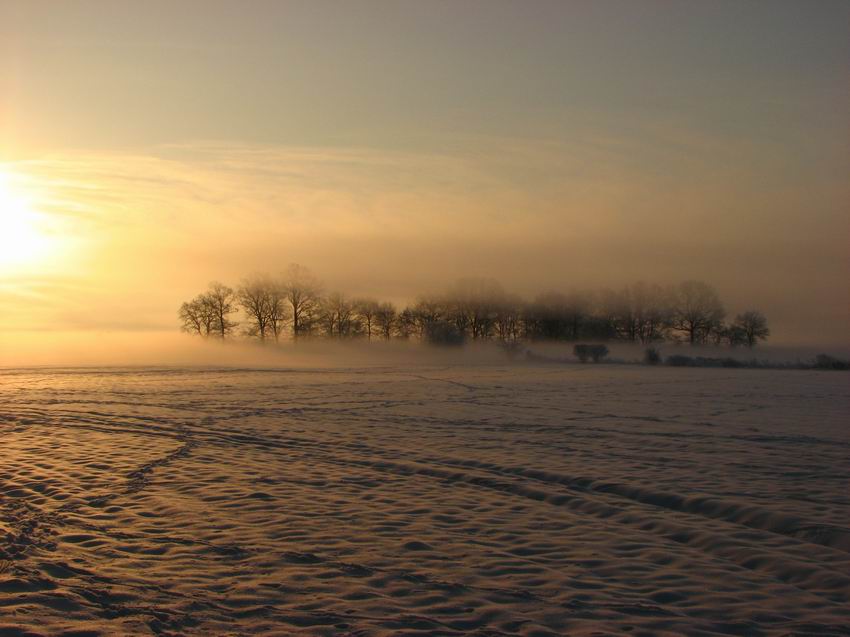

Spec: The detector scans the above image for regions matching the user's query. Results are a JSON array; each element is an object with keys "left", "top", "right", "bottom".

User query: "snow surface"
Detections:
[{"left": 1, "top": 364, "right": 848, "bottom": 636}]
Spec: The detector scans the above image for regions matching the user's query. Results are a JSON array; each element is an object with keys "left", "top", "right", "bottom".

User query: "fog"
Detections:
[
  {"left": 0, "top": 331, "right": 509, "bottom": 369},
  {"left": 2, "top": 329, "right": 847, "bottom": 371}
]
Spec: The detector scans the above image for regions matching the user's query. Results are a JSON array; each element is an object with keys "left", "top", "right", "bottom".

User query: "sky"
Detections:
[{"left": 0, "top": 0, "right": 848, "bottom": 348}]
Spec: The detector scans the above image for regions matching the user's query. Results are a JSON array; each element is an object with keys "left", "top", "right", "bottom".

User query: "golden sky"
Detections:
[{"left": 1, "top": 1, "right": 848, "bottom": 347}]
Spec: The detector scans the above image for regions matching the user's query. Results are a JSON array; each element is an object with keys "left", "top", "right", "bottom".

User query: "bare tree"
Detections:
[
  {"left": 266, "top": 280, "right": 289, "bottom": 342},
  {"left": 396, "top": 307, "right": 416, "bottom": 339},
  {"left": 238, "top": 277, "right": 275, "bottom": 342},
  {"left": 317, "top": 300, "right": 337, "bottom": 337},
  {"left": 733, "top": 310, "right": 769, "bottom": 347},
  {"left": 354, "top": 298, "right": 380, "bottom": 340},
  {"left": 443, "top": 278, "right": 505, "bottom": 340},
  {"left": 635, "top": 283, "right": 673, "bottom": 344},
  {"left": 494, "top": 293, "right": 524, "bottom": 342},
  {"left": 605, "top": 283, "right": 671, "bottom": 344},
  {"left": 525, "top": 291, "right": 591, "bottom": 341},
  {"left": 411, "top": 295, "right": 444, "bottom": 339},
  {"left": 724, "top": 324, "right": 747, "bottom": 347},
  {"left": 179, "top": 297, "right": 215, "bottom": 337},
  {"left": 562, "top": 291, "right": 591, "bottom": 340},
  {"left": 320, "top": 292, "right": 356, "bottom": 338},
  {"left": 283, "top": 263, "right": 322, "bottom": 339},
  {"left": 336, "top": 296, "right": 356, "bottom": 338},
  {"left": 603, "top": 288, "right": 636, "bottom": 342},
  {"left": 525, "top": 292, "right": 567, "bottom": 340},
  {"left": 374, "top": 302, "right": 397, "bottom": 340},
  {"left": 205, "top": 282, "right": 239, "bottom": 339},
  {"left": 671, "top": 281, "right": 726, "bottom": 345}
]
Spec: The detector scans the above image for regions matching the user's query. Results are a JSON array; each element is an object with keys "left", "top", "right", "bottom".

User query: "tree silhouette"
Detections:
[
  {"left": 355, "top": 298, "right": 380, "bottom": 340},
  {"left": 179, "top": 297, "right": 214, "bottom": 337},
  {"left": 396, "top": 307, "right": 416, "bottom": 339},
  {"left": 283, "top": 263, "right": 322, "bottom": 339},
  {"left": 733, "top": 310, "right": 769, "bottom": 347},
  {"left": 444, "top": 278, "right": 505, "bottom": 340},
  {"left": 180, "top": 272, "right": 772, "bottom": 349},
  {"left": 671, "top": 281, "right": 726, "bottom": 345},
  {"left": 320, "top": 292, "right": 356, "bottom": 338},
  {"left": 374, "top": 302, "right": 397, "bottom": 340},
  {"left": 205, "top": 282, "right": 239, "bottom": 339},
  {"left": 411, "top": 296, "right": 444, "bottom": 339},
  {"left": 237, "top": 276, "right": 281, "bottom": 341},
  {"left": 526, "top": 292, "right": 589, "bottom": 340},
  {"left": 494, "top": 293, "right": 523, "bottom": 342},
  {"left": 605, "top": 283, "right": 671, "bottom": 343}
]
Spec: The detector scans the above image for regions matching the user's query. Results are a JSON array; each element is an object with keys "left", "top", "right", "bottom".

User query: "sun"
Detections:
[{"left": 0, "top": 172, "right": 52, "bottom": 269}]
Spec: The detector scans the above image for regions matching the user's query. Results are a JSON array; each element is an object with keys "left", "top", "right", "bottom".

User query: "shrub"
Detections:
[
  {"left": 814, "top": 354, "right": 850, "bottom": 370},
  {"left": 644, "top": 347, "right": 662, "bottom": 365},
  {"left": 666, "top": 354, "right": 693, "bottom": 367},
  {"left": 589, "top": 344, "right": 609, "bottom": 363},
  {"left": 574, "top": 343, "right": 609, "bottom": 363},
  {"left": 573, "top": 344, "right": 591, "bottom": 363}
]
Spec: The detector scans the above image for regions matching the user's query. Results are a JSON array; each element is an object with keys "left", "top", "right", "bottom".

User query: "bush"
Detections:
[
  {"left": 666, "top": 354, "right": 693, "bottom": 367},
  {"left": 590, "top": 344, "right": 609, "bottom": 362},
  {"left": 657, "top": 354, "right": 850, "bottom": 371},
  {"left": 574, "top": 343, "right": 608, "bottom": 363},
  {"left": 814, "top": 354, "right": 850, "bottom": 370},
  {"left": 644, "top": 347, "right": 661, "bottom": 365},
  {"left": 573, "top": 344, "right": 590, "bottom": 363},
  {"left": 666, "top": 355, "right": 747, "bottom": 368}
]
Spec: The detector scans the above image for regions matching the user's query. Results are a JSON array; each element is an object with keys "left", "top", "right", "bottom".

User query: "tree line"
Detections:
[{"left": 179, "top": 264, "right": 770, "bottom": 347}]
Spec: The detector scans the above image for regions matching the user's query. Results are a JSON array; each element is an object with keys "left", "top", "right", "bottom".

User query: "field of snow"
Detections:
[{"left": 1, "top": 364, "right": 848, "bottom": 636}]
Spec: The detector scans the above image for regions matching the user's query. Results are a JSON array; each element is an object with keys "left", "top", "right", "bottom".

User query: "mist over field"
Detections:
[
  {"left": 2, "top": 329, "right": 848, "bottom": 370},
  {"left": 0, "top": 331, "right": 507, "bottom": 368}
]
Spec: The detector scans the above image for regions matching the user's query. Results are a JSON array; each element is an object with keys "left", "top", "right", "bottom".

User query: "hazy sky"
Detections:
[{"left": 0, "top": 0, "right": 848, "bottom": 346}]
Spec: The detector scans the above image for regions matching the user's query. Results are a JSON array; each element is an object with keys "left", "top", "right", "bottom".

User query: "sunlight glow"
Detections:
[{"left": 0, "top": 172, "right": 53, "bottom": 269}]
